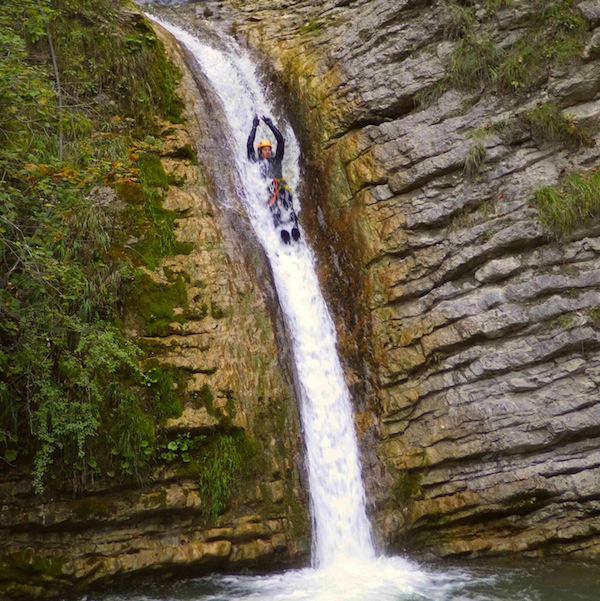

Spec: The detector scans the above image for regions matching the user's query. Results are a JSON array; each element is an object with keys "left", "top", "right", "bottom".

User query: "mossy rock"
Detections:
[
  {"left": 125, "top": 272, "right": 188, "bottom": 336},
  {"left": 143, "top": 359, "right": 188, "bottom": 420},
  {"left": 194, "top": 383, "right": 215, "bottom": 407},
  {"left": 0, "top": 548, "right": 68, "bottom": 586},
  {"left": 115, "top": 180, "right": 145, "bottom": 204},
  {"left": 73, "top": 497, "right": 117, "bottom": 522},
  {"left": 137, "top": 151, "right": 169, "bottom": 190},
  {"left": 165, "top": 143, "right": 198, "bottom": 163},
  {"left": 392, "top": 470, "right": 422, "bottom": 505}
]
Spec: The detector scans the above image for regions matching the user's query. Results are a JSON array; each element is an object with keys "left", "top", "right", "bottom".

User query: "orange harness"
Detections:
[{"left": 267, "top": 178, "right": 279, "bottom": 206}]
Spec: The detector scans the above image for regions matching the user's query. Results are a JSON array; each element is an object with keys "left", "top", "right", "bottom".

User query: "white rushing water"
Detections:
[
  {"left": 149, "top": 16, "right": 375, "bottom": 569},
  {"left": 139, "top": 15, "right": 472, "bottom": 601}
]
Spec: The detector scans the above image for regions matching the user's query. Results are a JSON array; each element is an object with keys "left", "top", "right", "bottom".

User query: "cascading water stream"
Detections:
[
  {"left": 85, "top": 8, "right": 600, "bottom": 601},
  {"left": 149, "top": 15, "right": 374, "bottom": 570}
]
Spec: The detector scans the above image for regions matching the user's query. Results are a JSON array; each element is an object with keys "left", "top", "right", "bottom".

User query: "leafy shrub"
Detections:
[
  {"left": 160, "top": 432, "right": 205, "bottom": 463},
  {"left": 0, "top": 0, "right": 189, "bottom": 493}
]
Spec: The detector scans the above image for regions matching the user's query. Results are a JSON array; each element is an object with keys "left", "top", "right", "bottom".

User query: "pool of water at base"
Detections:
[{"left": 80, "top": 555, "right": 599, "bottom": 601}]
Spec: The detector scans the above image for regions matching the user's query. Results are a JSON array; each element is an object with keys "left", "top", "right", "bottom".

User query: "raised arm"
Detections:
[
  {"left": 263, "top": 116, "right": 284, "bottom": 161},
  {"left": 247, "top": 115, "right": 259, "bottom": 161}
]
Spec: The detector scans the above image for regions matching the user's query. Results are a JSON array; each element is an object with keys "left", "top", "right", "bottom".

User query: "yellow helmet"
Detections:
[{"left": 257, "top": 139, "right": 272, "bottom": 150}]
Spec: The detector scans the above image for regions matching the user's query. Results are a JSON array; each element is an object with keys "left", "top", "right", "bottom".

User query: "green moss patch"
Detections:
[
  {"left": 165, "top": 143, "right": 198, "bottom": 163},
  {"left": 125, "top": 272, "right": 188, "bottom": 337},
  {"left": 138, "top": 151, "right": 169, "bottom": 190},
  {"left": 392, "top": 470, "right": 422, "bottom": 506},
  {"left": 142, "top": 359, "right": 188, "bottom": 420},
  {"left": 0, "top": 548, "right": 68, "bottom": 586},
  {"left": 194, "top": 383, "right": 215, "bottom": 408},
  {"left": 130, "top": 206, "right": 194, "bottom": 270}
]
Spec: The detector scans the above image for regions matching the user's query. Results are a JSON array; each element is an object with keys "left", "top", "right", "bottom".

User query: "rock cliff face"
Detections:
[
  {"left": 5, "top": 1, "right": 600, "bottom": 596},
  {"left": 0, "top": 23, "right": 308, "bottom": 600},
  {"left": 220, "top": 0, "right": 600, "bottom": 558}
]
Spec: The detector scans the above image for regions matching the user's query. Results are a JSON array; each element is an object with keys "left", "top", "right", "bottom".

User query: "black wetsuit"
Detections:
[
  {"left": 247, "top": 119, "right": 285, "bottom": 178},
  {"left": 247, "top": 118, "right": 300, "bottom": 244}
]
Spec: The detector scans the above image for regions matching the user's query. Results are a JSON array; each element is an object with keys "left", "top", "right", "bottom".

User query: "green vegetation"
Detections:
[
  {"left": 463, "top": 139, "right": 488, "bottom": 179},
  {"left": 298, "top": 19, "right": 325, "bottom": 36},
  {"left": 160, "top": 432, "right": 206, "bottom": 463},
  {"left": 0, "top": 548, "right": 68, "bottom": 589},
  {"left": 522, "top": 102, "right": 593, "bottom": 148},
  {"left": 392, "top": 470, "right": 422, "bottom": 505},
  {"left": 587, "top": 307, "right": 600, "bottom": 329},
  {"left": 166, "top": 143, "right": 198, "bottom": 162},
  {"left": 447, "top": 35, "right": 503, "bottom": 90},
  {"left": 154, "top": 428, "right": 263, "bottom": 524},
  {"left": 143, "top": 360, "right": 189, "bottom": 420},
  {"left": 446, "top": 0, "right": 590, "bottom": 94},
  {"left": 196, "top": 430, "right": 255, "bottom": 523},
  {"left": 126, "top": 272, "right": 189, "bottom": 336},
  {"left": 414, "top": 81, "right": 446, "bottom": 109},
  {"left": 484, "top": 0, "right": 513, "bottom": 13},
  {"left": 443, "top": 4, "right": 476, "bottom": 41},
  {"left": 0, "top": 0, "right": 192, "bottom": 493},
  {"left": 535, "top": 169, "right": 600, "bottom": 236},
  {"left": 52, "top": 0, "right": 183, "bottom": 133}
]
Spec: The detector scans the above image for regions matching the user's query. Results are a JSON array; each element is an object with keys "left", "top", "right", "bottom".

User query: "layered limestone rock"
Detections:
[
  {"left": 221, "top": 0, "right": 600, "bottom": 558},
  {"left": 0, "top": 21, "right": 309, "bottom": 600}
]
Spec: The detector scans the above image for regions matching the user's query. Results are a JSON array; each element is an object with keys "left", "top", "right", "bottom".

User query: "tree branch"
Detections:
[{"left": 38, "top": 0, "right": 64, "bottom": 162}]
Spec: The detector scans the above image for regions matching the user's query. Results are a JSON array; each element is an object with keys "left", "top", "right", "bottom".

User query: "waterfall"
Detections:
[
  {"left": 83, "top": 9, "right": 560, "bottom": 601},
  {"left": 147, "top": 16, "right": 374, "bottom": 567},
  {"left": 72, "top": 8, "right": 596, "bottom": 601}
]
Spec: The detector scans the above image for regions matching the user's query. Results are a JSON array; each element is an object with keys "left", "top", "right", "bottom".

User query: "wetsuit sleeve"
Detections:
[
  {"left": 266, "top": 120, "right": 285, "bottom": 162},
  {"left": 247, "top": 124, "right": 258, "bottom": 161}
]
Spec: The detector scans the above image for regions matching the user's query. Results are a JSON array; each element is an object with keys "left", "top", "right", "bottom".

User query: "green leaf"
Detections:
[{"left": 5, "top": 449, "right": 18, "bottom": 462}]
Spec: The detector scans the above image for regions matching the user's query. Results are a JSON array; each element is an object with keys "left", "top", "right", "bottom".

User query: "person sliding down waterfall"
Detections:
[{"left": 247, "top": 115, "right": 301, "bottom": 244}]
